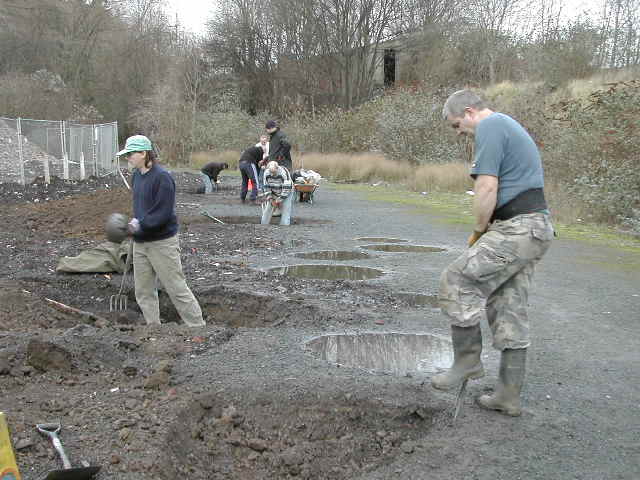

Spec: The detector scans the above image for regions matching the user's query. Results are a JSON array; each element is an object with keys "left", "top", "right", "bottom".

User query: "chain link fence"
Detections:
[{"left": 0, "top": 116, "right": 118, "bottom": 185}]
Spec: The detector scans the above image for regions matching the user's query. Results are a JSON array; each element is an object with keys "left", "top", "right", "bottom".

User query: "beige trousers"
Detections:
[{"left": 133, "top": 235, "right": 205, "bottom": 327}]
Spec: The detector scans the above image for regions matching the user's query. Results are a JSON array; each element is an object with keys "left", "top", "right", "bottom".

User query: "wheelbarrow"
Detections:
[
  {"left": 294, "top": 183, "right": 318, "bottom": 204},
  {"left": 36, "top": 422, "right": 101, "bottom": 480}
]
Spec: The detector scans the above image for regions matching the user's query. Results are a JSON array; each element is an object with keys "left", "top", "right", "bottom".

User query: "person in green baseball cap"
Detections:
[
  {"left": 117, "top": 134, "right": 205, "bottom": 327},
  {"left": 116, "top": 134, "right": 153, "bottom": 157}
]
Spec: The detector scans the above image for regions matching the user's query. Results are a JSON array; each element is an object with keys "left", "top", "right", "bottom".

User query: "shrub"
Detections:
[
  {"left": 546, "top": 80, "right": 640, "bottom": 231},
  {"left": 289, "top": 87, "right": 464, "bottom": 165}
]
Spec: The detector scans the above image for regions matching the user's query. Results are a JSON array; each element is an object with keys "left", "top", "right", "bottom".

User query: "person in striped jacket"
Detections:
[{"left": 260, "top": 161, "right": 293, "bottom": 225}]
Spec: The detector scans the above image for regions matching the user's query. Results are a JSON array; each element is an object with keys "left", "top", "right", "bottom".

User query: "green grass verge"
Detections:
[{"left": 329, "top": 182, "right": 640, "bottom": 254}]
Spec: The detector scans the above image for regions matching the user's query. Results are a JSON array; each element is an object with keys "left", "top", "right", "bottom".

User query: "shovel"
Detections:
[
  {"left": 36, "top": 422, "right": 101, "bottom": 480},
  {"left": 110, "top": 239, "right": 133, "bottom": 312}
]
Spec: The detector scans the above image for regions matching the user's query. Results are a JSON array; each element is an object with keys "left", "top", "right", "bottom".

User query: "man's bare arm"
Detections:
[{"left": 472, "top": 175, "right": 498, "bottom": 232}]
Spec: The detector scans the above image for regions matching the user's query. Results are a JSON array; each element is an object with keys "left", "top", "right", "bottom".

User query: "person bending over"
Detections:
[
  {"left": 432, "top": 90, "right": 553, "bottom": 416},
  {"left": 200, "top": 161, "right": 228, "bottom": 193},
  {"left": 261, "top": 161, "right": 293, "bottom": 225},
  {"left": 238, "top": 145, "right": 263, "bottom": 203}
]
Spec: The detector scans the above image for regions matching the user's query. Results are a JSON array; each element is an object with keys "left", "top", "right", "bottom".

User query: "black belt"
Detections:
[{"left": 491, "top": 188, "right": 547, "bottom": 222}]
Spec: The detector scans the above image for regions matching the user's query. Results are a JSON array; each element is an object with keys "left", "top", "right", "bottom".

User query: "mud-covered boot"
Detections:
[
  {"left": 477, "top": 348, "right": 526, "bottom": 416},
  {"left": 431, "top": 324, "right": 484, "bottom": 391}
]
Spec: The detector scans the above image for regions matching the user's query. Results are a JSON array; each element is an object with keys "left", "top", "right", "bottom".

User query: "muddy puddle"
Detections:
[
  {"left": 293, "top": 250, "right": 372, "bottom": 261},
  {"left": 354, "top": 237, "right": 408, "bottom": 243},
  {"left": 268, "top": 264, "right": 384, "bottom": 281},
  {"left": 360, "top": 244, "right": 445, "bottom": 253},
  {"left": 306, "top": 332, "right": 452, "bottom": 376}
]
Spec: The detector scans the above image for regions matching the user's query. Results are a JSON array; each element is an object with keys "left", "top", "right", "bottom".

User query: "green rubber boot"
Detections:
[
  {"left": 477, "top": 348, "right": 526, "bottom": 416},
  {"left": 431, "top": 324, "right": 484, "bottom": 391}
]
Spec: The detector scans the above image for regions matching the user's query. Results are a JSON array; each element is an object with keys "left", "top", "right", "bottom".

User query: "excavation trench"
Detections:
[{"left": 157, "top": 285, "right": 328, "bottom": 328}]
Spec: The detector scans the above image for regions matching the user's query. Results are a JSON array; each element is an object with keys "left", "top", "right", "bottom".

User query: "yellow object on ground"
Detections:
[{"left": 0, "top": 413, "right": 21, "bottom": 480}]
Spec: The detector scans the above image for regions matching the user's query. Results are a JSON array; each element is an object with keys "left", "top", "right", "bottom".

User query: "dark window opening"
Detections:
[{"left": 384, "top": 49, "right": 396, "bottom": 87}]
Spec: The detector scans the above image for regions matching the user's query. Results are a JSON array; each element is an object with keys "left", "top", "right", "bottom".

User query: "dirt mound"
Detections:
[
  {"left": 162, "top": 392, "right": 436, "bottom": 480},
  {"left": 0, "top": 173, "right": 128, "bottom": 205},
  {"left": 5, "top": 188, "right": 131, "bottom": 240},
  {"left": 0, "top": 281, "right": 86, "bottom": 331}
]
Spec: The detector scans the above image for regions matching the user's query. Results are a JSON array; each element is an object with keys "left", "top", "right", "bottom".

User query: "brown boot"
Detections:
[
  {"left": 476, "top": 348, "right": 526, "bottom": 416},
  {"left": 431, "top": 324, "right": 484, "bottom": 391}
]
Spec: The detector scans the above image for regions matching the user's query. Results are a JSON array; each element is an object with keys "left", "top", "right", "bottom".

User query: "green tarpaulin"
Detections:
[{"left": 57, "top": 241, "right": 130, "bottom": 274}]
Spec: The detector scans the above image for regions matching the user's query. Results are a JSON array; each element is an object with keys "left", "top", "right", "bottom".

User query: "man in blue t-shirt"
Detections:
[
  {"left": 431, "top": 90, "right": 554, "bottom": 416},
  {"left": 117, "top": 135, "right": 205, "bottom": 327}
]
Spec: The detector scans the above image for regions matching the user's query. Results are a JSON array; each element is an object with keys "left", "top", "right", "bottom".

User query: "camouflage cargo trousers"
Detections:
[{"left": 439, "top": 213, "right": 554, "bottom": 350}]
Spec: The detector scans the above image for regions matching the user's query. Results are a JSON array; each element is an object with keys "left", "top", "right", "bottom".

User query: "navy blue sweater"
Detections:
[{"left": 131, "top": 164, "right": 178, "bottom": 242}]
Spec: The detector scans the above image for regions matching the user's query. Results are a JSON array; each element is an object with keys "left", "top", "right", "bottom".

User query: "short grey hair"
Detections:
[
  {"left": 266, "top": 160, "right": 278, "bottom": 172},
  {"left": 442, "top": 90, "right": 487, "bottom": 119}
]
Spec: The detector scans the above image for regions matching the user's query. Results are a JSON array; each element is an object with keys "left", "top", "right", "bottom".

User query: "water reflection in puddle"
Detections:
[
  {"left": 306, "top": 333, "right": 452, "bottom": 375},
  {"left": 354, "top": 237, "right": 409, "bottom": 243},
  {"left": 294, "top": 250, "right": 372, "bottom": 261},
  {"left": 269, "top": 264, "right": 384, "bottom": 280},
  {"left": 360, "top": 244, "right": 445, "bottom": 253}
]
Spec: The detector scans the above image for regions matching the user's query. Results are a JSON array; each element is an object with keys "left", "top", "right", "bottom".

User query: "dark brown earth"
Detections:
[{"left": 1, "top": 169, "right": 639, "bottom": 480}]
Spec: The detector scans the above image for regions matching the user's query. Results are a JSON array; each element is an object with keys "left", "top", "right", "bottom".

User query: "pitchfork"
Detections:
[{"left": 110, "top": 239, "right": 133, "bottom": 312}]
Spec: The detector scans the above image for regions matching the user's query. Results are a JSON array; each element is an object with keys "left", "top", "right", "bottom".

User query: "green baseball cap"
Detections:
[{"left": 117, "top": 135, "right": 152, "bottom": 156}]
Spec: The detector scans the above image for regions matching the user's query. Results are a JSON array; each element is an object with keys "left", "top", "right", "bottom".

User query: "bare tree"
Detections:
[
  {"left": 595, "top": 0, "right": 640, "bottom": 69},
  {"left": 465, "top": 0, "right": 528, "bottom": 83}
]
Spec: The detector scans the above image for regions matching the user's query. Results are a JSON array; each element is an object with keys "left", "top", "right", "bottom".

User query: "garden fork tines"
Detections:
[{"left": 110, "top": 239, "right": 133, "bottom": 312}]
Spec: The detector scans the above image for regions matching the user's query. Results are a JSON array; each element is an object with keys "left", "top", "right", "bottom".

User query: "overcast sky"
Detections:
[
  {"left": 164, "top": 0, "right": 216, "bottom": 35},
  {"left": 163, "top": 0, "right": 601, "bottom": 36}
]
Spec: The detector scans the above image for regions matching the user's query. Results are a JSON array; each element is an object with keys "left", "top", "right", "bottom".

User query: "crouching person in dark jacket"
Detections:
[
  {"left": 200, "top": 162, "right": 228, "bottom": 193},
  {"left": 261, "top": 161, "right": 293, "bottom": 225}
]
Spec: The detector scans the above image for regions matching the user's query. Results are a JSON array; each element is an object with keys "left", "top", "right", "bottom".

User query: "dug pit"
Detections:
[
  {"left": 306, "top": 333, "right": 452, "bottom": 376},
  {"left": 360, "top": 244, "right": 446, "bottom": 253},
  {"left": 293, "top": 250, "right": 372, "bottom": 261},
  {"left": 162, "top": 392, "right": 436, "bottom": 480},
  {"left": 158, "top": 285, "right": 329, "bottom": 328},
  {"left": 268, "top": 264, "right": 384, "bottom": 281}
]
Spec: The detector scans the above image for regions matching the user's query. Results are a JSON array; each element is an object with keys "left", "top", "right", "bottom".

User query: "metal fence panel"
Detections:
[
  {"left": 94, "top": 122, "right": 118, "bottom": 177},
  {"left": 20, "top": 119, "right": 64, "bottom": 182},
  {"left": 0, "top": 117, "right": 118, "bottom": 185},
  {"left": 0, "top": 117, "right": 23, "bottom": 184},
  {"left": 68, "top": 123, "right": 93, "bottom": 179}
]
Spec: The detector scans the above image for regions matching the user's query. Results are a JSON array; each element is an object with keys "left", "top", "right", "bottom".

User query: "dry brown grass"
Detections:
[
  {"left": 189, "top": 150, "right": 596, "bottom": 224},
  {"left": 298, "top": 152, "right": 471, "bottom": 192},
  {"left": 409, "top": 163, "right": 472, "bottom": 192},
  {"left": 189, "top": 150, "right": 240, "bottom": 170},
  {"left": 560, "top": 67, "right": 640, "bottom": 101}
]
